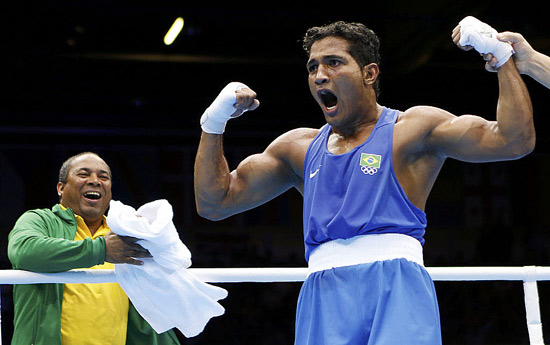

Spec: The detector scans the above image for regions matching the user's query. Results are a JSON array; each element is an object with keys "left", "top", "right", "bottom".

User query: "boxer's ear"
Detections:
[{"left": 362, "top": 63, "right": 379, "bottom": 86}]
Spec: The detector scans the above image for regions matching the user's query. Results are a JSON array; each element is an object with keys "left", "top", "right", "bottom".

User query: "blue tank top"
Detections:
[{"left": 302, "top": 107, "right": 427, "bottom": 261}]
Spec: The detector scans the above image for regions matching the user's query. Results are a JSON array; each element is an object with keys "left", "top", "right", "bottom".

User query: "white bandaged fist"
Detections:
[
  {"left": 458, "top": 16, "right": 514, "bottom": 68},
  {"left": 200, "top": 82, "right": 258, "bottom": 134}
]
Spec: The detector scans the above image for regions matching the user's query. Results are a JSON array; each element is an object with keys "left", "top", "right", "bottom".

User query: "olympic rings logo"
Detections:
[{"left": 361, "top": 166, "right": 378, "bottom": 175}]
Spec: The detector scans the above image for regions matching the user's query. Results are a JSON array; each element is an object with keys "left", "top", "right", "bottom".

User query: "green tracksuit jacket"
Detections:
[{"left": 7, "top": 204, "right": 181, "bottom": 345}]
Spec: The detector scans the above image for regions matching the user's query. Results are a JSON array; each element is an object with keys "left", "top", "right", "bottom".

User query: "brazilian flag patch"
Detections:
[
  {"left": 360, "top": 153, "right": 381, "bottom": 168},
  {"left": 360, "top": 153, "right": 381, "bottom": 175}
]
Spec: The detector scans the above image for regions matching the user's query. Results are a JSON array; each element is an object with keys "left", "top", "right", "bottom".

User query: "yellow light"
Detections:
[{"left": 164, "top": 17, "right": 184, "bottom": 45}]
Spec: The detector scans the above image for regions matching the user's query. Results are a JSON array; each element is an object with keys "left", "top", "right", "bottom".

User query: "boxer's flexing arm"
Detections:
[
  {"left": 194, "top": 83, "right": 308, "bottom": 220},
  {"left": 437, "top": 17, "right": 535, "bottom": 161}
]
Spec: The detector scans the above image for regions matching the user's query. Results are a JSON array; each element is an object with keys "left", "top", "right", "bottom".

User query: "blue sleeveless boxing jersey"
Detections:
[{"left": 302, "top": 107, "right": 427, "bottom": 261}]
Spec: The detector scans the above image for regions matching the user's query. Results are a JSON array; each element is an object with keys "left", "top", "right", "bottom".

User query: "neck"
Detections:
[
  {"left": 331, "top": 103, "right": 383, "bottom": 138},
  {"left": 327, "top": 104, "right": 384, "bottom": 155},
  {"left": 84, "top": 217, "right": 103, "bottom": 235}
]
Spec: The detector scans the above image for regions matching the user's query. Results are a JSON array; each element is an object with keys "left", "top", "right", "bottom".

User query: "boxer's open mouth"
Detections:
[{"left": 318, "top": 90, "right": 338, "bottom": 109}]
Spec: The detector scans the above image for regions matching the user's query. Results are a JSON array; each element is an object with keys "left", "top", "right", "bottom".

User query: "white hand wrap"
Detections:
[
  {"left": 200, "top": 82, "right": 250, "bottom": 134},
  {"left": 459, "top": 16, "right": 514, "bottom": 68}
]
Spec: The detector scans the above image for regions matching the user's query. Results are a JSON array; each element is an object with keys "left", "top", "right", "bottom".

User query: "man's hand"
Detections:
[
  {"left": 493, "top": 32, "right": 535, "bottom": 74},
  {"left": 452, "top": 25, "right": 473, "bottom": 51},
  {"left": 104, "top": 231, "right": 151, "bottom": 265},
  {"left": 200, "top": 82, "right": 260, "bottom": 134},
  {"left": 452, "top": 17, "right": 514, "bottom": 71},
  {"left": 231, "top": 86, "right": 260, "bottom": 117}
]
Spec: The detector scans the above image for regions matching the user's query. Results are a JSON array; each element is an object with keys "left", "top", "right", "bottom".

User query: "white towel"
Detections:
[{"left": 106, "top": 199, "right": 228, "bottom": 337}]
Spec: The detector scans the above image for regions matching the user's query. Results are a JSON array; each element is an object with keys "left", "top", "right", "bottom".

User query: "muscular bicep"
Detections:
[
  {"left": 225, "top": 151, "right": 296, "bottom": 212},
  {"left": 195, "top": 128, "right": 312, "bottom": 220},
  {"left": 430, "top": 113, "right": 513, "bottom": 162}
]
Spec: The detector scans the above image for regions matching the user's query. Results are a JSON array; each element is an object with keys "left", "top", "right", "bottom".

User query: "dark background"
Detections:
[{"left": 1, "top": 1, "right": 550, "bottom": 344}]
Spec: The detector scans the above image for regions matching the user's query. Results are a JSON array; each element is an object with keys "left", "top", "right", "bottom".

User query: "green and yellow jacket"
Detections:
[{"left": 7, "top": 204, "right": 181, "bottom": 345}]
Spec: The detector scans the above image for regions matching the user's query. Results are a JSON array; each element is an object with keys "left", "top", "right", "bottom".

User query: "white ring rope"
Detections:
[
  {"left": 0, "top": 267, "right": 547, "bottom": 345},
  {"left": 1, "top": 266, "right": 550, "bottom": 284}
]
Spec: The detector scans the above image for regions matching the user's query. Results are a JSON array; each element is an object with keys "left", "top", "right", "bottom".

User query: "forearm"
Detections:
[
  {"left": 194, "top": 132, "right": 233, "bottom": 220},
  {"left": 525, "top": 51, "right": 550, "bottom": 89},
  {"left": 195, "top": 82, "right": 261, "bottom": 220},
  {"left": 8, "top": 211, "right": 106, "bottom": 272},
  {"left": 496, "top": 60, "right": 535, "bottom": 156},
  {"left": 8, "top": 234, "right": 106, "bottom": 273}
]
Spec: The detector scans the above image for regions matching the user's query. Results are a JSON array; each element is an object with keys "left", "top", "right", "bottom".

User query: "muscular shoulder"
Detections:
[
  {"left": 399, "top": 106, "right": 455, "bottom": 126},
  {"left": 395, "top": 105, "right": 457, "bottom": 155},
  {"left": 397, "top": 106, "right": 457, "bottom": 139},
  {"left": 265, "top": 127, "right": 319, "bottom": 180},
  {"left": 276, "top": 127, "right": 319, "bottom": 141},
  {"left": 266, "top": 127, "right": 319, "bottom": 154}
]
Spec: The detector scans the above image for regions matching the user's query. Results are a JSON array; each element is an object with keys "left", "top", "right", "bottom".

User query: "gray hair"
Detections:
[{"left": 58, "top": 152, "right": 111, "bottom": 183}]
